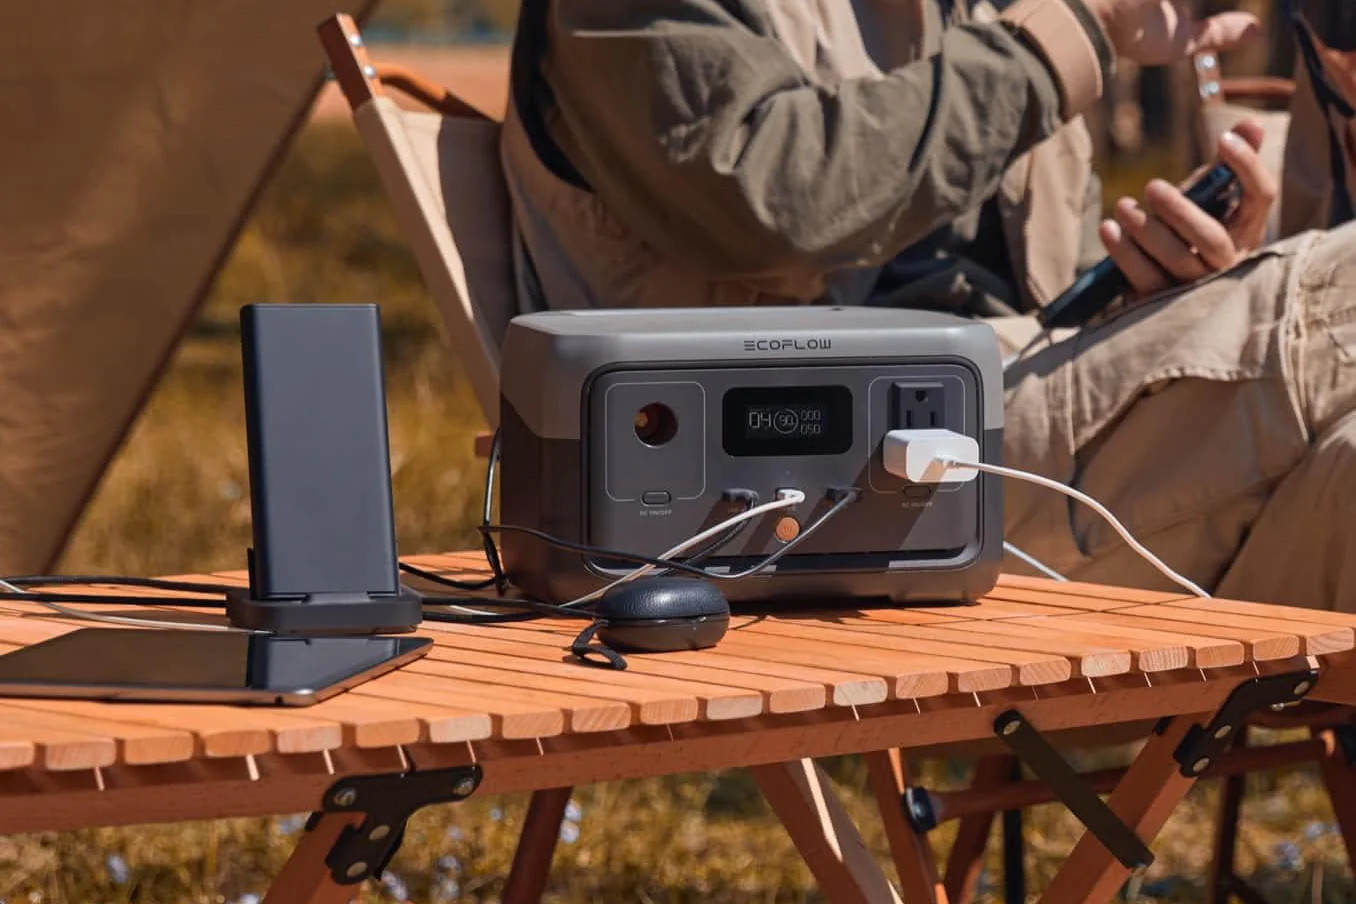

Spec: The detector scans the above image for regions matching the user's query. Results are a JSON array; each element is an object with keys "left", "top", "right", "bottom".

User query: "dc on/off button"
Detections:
[{"left": 642, "top": 491, "right": 671, "bottom": 506}]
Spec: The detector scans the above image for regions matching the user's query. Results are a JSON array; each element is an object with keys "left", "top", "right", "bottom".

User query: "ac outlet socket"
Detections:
[{"left": 891, "top": 381, "right": 947, "bottom": 430}]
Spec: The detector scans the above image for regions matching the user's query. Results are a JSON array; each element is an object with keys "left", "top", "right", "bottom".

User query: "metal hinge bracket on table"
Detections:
[
  {"left": 993, "top": 709, "right": 1155, "bottom": 872},
  {"left": 1172, "top": 668, "right": 1320, "bottom": 778},
  {"left": 306, "top": 761, "right": 484, "bottom": 885}
]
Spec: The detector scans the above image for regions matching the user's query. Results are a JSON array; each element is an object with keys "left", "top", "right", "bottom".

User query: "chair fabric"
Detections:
[{"left": 352, "top": 97, "right": 519, "bottom": 428}]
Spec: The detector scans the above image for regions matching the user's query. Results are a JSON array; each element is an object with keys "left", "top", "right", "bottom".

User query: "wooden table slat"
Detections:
[
  {"left": 737, "top": 616, "right": 1077, "bottom": 686},
  {"left": 1116, "top": 605, "right": 1353, "bottom": 655},
  {"left": 0, "top": 699, "right": 196, "bottom": 765},
  {"left": 1066, "top": 611, "right": 1301, "bottom": 662},
  {"left": 428, "top": 619, "right": 894, "bottom": 704},
  {"left": 844, "top": 610, "right": 1136, "bottom": 677},
  {"left": 420, "top": 630, "right": 813, "bottom": 715}
]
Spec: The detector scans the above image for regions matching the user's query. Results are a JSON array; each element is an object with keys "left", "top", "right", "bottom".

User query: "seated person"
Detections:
[{"left": 499, "top": 0, "right": 1356, "bottom": 610}]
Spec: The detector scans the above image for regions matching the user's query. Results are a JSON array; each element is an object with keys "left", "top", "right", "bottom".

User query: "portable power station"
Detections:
[{"left": 497, "top": 307, "right": 1005, "bottom": 605}]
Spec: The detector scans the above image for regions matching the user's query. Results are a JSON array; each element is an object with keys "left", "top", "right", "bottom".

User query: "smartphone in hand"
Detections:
[{"left": 1036, "top": 163, "right": 1242, "bottom": 330}]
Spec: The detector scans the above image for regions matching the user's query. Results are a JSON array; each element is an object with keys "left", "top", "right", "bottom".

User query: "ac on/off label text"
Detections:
[{"left": 638, "top": 508, "right": 673, "bottom": 517}]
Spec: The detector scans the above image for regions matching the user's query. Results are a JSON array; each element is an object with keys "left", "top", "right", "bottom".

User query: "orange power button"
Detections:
[{"left": 774, "top": 515, "right": 801, "bottom": 544}]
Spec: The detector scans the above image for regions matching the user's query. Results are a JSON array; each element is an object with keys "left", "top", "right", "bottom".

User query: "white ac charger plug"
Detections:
[{"left": 882, "top": 429, "right": 980, "bottom": 484}]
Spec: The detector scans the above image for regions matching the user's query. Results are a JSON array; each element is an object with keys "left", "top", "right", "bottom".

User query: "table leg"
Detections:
[
  {"left": 1037, "top": 714, "right": 1209, "bottom": 904},
  {"left": 942, "top": 755, "right": 1015, "bottom": 904},
  {"left": 1206, "top": 749, "right": 1245, "bottom": 904},
  {"left": 1000, "top": 760, "right": 1026, "bottom": 904},
  {"left": 1315, "top": 726, "right": 1356, "bottom": 867},
  {"left": 502, "top": 787, "right": 573, "bottom": 904},
  {"left": 751, "top": 758, "right": 904, "bottom": 904},
  {"left": 262, "top": 812, "right": 365, "bottom": 904},
  {"left": 864, "top": 750, "right": 948, "bottom": 904}
]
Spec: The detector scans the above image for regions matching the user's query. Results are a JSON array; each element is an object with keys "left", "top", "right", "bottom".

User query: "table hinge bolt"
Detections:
[
  {"left": 1212, "top": 725, "right": 1232, "bottom": 740},
  {"left": 332, "top": 788, "right": 357, "bottom": 808}
]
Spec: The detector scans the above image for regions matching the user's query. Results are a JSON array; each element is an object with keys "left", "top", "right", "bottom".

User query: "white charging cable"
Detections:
[
  {"left": 559, "top": 490, "right": 807, "bottom": 608},
  {"left": 883, "top": 429, "right": 1210, "bottom": 598},
  {"left": 1003, "top": 541, "right": 1069, "bottom": 582},
  {"left": 0, "top": 577, "right": 246, "bottom": 632}
]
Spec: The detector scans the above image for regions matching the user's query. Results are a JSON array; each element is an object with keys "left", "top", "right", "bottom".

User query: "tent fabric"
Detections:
[{"left": 0, "top": 0, "right": 376, "bottom": 573}]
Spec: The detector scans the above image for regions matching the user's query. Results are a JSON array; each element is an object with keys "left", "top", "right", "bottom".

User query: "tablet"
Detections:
[{"left": 0, "top": 628, "right": 432, "bottom": 706}]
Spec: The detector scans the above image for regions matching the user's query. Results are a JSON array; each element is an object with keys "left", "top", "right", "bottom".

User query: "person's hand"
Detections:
[
  {"left": 1084, "top": 0, "right": 1260, "bottom": 65},
  {"left": 1097, "top": 118, "right": 1277, "bottom": 297}
]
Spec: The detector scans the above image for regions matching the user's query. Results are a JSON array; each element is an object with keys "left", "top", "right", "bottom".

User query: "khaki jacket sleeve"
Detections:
[
  {"left": 540, "top": 0, "right": 1112, "bottom": 281},
  {"left": 1076, "top": 171, "right": 1108, "bottom": 273}
]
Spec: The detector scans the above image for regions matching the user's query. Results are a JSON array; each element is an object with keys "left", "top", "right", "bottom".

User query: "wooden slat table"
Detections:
[{"left": 3, "top": 552, "right": 1356, "bottom": 904}]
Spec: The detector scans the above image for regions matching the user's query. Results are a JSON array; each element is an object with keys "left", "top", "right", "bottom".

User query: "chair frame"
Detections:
[{"left": 319, "top": 13, "right": 508, "bottom": 431}]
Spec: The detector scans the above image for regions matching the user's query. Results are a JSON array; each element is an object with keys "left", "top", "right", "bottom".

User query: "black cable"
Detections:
[
  {"left": 462, "top": 435, "right": 766, "bottom": 589},
  {"left": 0, "top": 491, "right": 853, "bottom": 614},
  {"left": 480, "top": 428, "right": 508, "bottom": 590},
  {"left": 0, "top": 575, "right": 234, "bottom": 608},
  {"left": 710, "top": 487, "right": 861, "bottom": 581},
  {"left": 683, "top": 491, "right": 758, "bottom": 564},
  {"left": 419, "top": 489, "right": 859, "bottom": 628},
  {"left": 0, "top": 458, "right": 852, "bottom": 620},
  {"left": 415, "top": 585, "right": 596, "bottom": 626},
  {"left": 478, "top": 523, "right": 726, "bottom": 579},
  {"left": 479, "top": 487, "right": 858, "bottom": 584},
  {"left": 422, "top": 609, "right": 548, "bottom": 625},
  {"left": 419, "top": 593, "right": 594, "bottom": 620},
  {"left": 1, "top": 575, "right": 237, "bottom": 594},
  {"left": 683, "top": 519, "right": 751, "bottom": 565},
  {"left": 0, "top": 590, "right": 226, "bottom": 607},
  {"left": 399, "top": 561, "right": 498, "bottom": 592},
  {"left": 399, "top": 429, "right": 508, "bottom": 592}
]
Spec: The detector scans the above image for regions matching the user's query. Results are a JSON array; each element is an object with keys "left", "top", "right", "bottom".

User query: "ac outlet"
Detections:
[{"left": 891, "top": 381, "right": 946, "bottom": 430}]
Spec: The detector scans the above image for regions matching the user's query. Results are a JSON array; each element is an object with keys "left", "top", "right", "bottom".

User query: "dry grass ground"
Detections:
[{"left": 0, "top": 65, "right": 1349, "bottom": 904}]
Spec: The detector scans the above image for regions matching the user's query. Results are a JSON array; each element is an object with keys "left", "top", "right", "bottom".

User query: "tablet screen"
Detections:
[{"left": 0, "top": 628, "right": 430, "bottom": 701}]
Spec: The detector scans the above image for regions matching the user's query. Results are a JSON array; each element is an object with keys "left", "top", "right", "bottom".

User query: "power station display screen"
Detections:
[{"left": 722, "top": 385, "right": 853, "bottom": 457}]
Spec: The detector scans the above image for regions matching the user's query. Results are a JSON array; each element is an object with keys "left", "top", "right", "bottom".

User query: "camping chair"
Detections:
[
  {"left": 320, "top": 15, "right": 1356, "bottom": 903},
  {"left": 317, "top": 14, "right": 515, "bottom": 434}
]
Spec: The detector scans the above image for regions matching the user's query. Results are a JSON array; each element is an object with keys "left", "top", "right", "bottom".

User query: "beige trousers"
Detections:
[{"left": 996, "top": 221, "right": 1356, "bottom": 611}]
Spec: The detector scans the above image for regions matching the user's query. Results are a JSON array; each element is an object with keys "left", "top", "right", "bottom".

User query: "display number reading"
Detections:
[{"left": 723, "top": 386, "right": 852, "bottom": 457}]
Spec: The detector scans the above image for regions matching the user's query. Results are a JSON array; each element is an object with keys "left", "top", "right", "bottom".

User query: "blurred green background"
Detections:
[{"left": 4, "top": 1, "right": 1348, "bottom": 902}]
